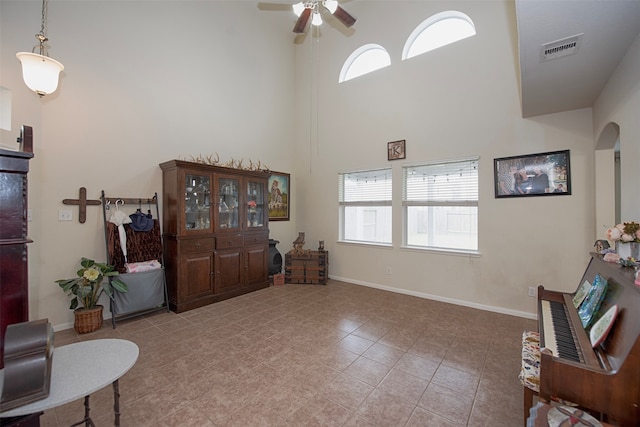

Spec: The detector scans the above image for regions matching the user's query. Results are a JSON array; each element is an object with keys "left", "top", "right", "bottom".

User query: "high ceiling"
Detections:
[
  {"left": 515, "top": 0, "right": 640, "bottom": 118},
  {"left": 263, "top": 1, "right": 640, "bottom": 118}
]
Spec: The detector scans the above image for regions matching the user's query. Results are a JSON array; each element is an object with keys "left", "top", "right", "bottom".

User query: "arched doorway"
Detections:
[{"left": 594, "top": 122, "right": 620, "bottom": 239}]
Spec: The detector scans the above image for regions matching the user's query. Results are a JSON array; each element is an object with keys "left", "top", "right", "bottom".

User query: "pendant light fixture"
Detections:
[{"left": 16, "top": 0, "right": 64, "bottom": 97}]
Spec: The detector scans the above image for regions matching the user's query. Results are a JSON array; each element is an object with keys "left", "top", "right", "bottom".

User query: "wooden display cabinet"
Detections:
[
  {"left": 0, "top": 147, "right": 33, "bottom": 370},
  {"left": 160, "top": 160, "right": 269, "bottom": 312}
]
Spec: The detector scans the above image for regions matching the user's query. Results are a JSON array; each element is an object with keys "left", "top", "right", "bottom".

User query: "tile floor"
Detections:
[{"left": 40, "top": 279, "right": 535, "bottom": 426}]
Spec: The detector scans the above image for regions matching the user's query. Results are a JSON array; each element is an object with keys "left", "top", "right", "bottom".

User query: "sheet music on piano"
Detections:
[
  {"left": 541, "top": 272, "right": 612, "bottom": 362},
  {"left": 577, "top": 274, "right": 609, "bottom": 329},
  {"left": 537, "top": 254, "right": 640, "bottom": 426}
]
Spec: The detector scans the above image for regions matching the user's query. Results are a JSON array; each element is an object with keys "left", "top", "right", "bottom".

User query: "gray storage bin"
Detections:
[{"left": 112, "top": 268, "right": 166, "bottom": 315}]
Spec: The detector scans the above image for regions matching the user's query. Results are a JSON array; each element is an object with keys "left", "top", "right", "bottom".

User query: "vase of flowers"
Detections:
[
  {"left": 606, "top": 221, "right": 640, "bottom": 261},
  {"left": 56, "top": 257, "right": 128, "bottom": 333}
]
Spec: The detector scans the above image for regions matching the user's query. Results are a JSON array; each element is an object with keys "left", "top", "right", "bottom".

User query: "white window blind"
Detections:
[
  {"left": 339, "top": 169, "right": 392, "bottom": 244},
  {"left": 403, "top": 158, "right": 478, "bottom": 251},
  {"left": 340, "top": 169, "right": 392, "bottom": 204},
  {"left": 404, "top": 159, "right": 478, "bottom": 205}
]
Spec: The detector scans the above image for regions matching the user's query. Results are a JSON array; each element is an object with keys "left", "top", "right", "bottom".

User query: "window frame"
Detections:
[
  {"left": 338, "top": 168, "right": 393, "bottom": 246},
  {"left": 402, "top": 157, "right": 479, "bottom": 254},
  {"left": 339, "top": 44, "right": 391, "bottom": 83},
  {"left": 402, "top": 11, "right": 476, "bottom": 61}
]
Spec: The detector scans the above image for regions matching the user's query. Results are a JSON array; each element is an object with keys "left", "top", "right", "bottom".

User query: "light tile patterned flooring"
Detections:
[{"left": 42, "top": 280, "right": 535, "bottom": 426}]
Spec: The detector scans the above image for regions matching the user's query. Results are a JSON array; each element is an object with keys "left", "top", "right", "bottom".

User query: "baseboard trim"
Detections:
[{"left": 328, "top": 274, "right": 536, "bottom": 320}]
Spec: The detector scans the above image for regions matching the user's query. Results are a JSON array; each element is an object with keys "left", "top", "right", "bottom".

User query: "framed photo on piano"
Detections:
[{"left": 494, "top": 150, "right": 571, "bottom": 198}]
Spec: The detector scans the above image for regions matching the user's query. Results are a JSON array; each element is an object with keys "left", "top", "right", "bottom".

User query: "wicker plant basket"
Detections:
[{"left": 74, "top": 305, "right": 103, "bottom": 334}]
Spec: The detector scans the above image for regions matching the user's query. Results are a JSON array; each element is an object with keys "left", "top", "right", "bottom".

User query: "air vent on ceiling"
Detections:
[{"left": 540, "top": 33, "right": 583, "bottom": 62}]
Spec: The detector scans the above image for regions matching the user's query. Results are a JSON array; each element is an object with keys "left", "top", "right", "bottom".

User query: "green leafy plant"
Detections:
[{"left": 56, "top": 257, "right": 128, "bottom": 310}]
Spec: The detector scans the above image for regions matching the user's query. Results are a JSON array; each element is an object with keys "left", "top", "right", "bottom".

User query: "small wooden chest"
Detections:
[{"left": 285, "top": 250, "right": 328, "bottom": 284}]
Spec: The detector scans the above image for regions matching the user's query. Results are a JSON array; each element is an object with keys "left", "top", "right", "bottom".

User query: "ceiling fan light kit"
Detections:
[
  {"left": 292, "top": 2, "right": 306, "bottom": 16},
  {"left": 312, "top": 11, "right": 323, "bottom": 26},
  {"left": 324, "top": 0, "right": 338, "bottom": 14},
  {"left": 291, "top": 0, "right": 356, "bottom": 34}
]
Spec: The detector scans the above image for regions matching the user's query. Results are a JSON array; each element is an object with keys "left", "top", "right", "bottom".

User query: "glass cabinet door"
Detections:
[
  {"left": 184, "top": 173, "right": 211, "bottom": 231},
  {"left": 247, "top": 180, "right": 265, "bottom": 228},
  {"left": 218, "top": 177, "right": 239, "bottom": 230}
]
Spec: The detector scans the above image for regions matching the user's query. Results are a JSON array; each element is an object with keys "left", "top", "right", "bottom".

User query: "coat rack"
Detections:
[{"left": 101, "top": 191, "right": 169, "bottom": 327}]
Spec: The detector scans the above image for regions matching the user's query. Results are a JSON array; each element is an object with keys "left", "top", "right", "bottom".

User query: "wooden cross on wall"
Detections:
[{"left": 62, "top": 187, "right": 101, "bottom": 223}]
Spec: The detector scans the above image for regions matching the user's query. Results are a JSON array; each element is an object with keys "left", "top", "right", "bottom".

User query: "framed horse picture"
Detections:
[{"left": 268, "top": 172, "right": 290, "bottom": 221}]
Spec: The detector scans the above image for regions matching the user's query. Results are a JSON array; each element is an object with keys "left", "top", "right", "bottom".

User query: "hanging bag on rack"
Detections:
[{"left": 129, "top": 209, "right": 153, "bottom": 232}]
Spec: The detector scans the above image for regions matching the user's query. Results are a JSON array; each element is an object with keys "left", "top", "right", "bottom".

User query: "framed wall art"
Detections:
[
  {"left": 494, "top": 150, "right": 571, "bottom": 198},
  {"left": 387, "top": 140, "right": 406, "bottom": 161},
  {"left": 268, "top": 171, "right": 290, "bottom": 221}
]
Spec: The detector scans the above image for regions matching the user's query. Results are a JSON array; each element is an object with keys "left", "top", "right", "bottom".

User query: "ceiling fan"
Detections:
[
  {"left": 260, "top": 1, "right": 356, "bottom": 34},
  {"left": 292, "top": 1, "right": 356, "bottom": 33}
]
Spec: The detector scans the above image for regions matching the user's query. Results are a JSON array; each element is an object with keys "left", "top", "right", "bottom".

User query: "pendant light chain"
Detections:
[
  {"left": 314, "top": 26, "right": 320, "bottom": 158},
  {"left": 36, "top": 0, "right": 49, "bottom": 55},
  {"left": 308, "top": 29, "right": 315, "bottom": 173}
]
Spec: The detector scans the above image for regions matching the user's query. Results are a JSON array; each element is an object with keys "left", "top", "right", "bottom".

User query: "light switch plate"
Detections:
[{"left": 58, "top": 210, "right": 73, "bottom": 221}]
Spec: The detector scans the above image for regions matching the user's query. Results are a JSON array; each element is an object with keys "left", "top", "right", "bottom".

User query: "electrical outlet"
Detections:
[
  {"left": 27, "top": 209, "right": 32, "bottom": 221},
  {"left": 528, "top": 286, "right": 537, "bottom": 297},
  {"left": 58, "top": 210, "right": 73, "bottom": 221},
  {"left": 386, "top": 267, "right": 392, "bottom": 275}
]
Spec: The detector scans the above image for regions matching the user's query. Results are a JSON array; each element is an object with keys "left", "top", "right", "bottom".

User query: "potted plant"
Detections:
[{"left": 56, "top": 257, "right": 128, "bottom": 333}]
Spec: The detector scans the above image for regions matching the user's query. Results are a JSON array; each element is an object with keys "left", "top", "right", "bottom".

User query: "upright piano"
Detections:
[{"left": 537, "top": 254, "right": 640, "bottom": 426}]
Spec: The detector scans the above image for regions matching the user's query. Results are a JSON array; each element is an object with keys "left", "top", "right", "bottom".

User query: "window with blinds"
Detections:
[
  {"left": 403, "top": 158, "right": 478, "bottom": 251},
  {"left": 339, "top": 169, "right": 392, "bottom": 244}
]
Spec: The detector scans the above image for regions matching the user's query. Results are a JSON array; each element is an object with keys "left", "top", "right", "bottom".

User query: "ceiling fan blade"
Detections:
[
  {"left": 333, "top": 5, "right": 356, "bottom": 28},
  {"left": 293, "top": 8, "right": 312, "bottom": 34}
]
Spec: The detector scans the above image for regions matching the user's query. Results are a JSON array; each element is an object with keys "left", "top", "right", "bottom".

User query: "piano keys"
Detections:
[
  {"left": 540, "top": 299, "right": 583, "bottom": 362},
  {"left": 537, "top": 254, "right": 640, "bottom": 426}
]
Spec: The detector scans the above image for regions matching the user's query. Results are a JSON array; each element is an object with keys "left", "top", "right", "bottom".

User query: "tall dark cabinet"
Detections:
[
  {"left": 0, "top": 147, "right": 33, "bottom": 369},
  {"left": 159, "top": 160, "right": 270, "bottom": 313}
]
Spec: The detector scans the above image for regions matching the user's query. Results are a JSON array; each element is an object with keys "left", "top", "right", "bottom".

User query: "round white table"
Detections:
[{"left": 0, "top": 339, "right": 138, "bottom": 426}]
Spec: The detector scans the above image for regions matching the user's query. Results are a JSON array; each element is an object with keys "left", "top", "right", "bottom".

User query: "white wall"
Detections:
[
  {"left": 294, "top": 1, "right": 598, "bottom": 317},
  {"left": 0, "top": 1, "right": 297, "bottom": 330},
  {"left": 2, "top": 1, "right": 637, "bottom": 330},
  {"left": 593, "top": 31, "right": 640, "bottom": 222}
]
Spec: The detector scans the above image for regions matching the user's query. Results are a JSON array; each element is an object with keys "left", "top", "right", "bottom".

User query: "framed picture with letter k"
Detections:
[{"left": 387, "top": 140, "right": 406, "bottom": 161}]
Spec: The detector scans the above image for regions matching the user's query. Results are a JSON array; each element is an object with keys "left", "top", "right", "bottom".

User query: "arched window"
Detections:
[
  {"left": 402, "top": 11, "right": 475, "bottom": 61},
  {"left": 339, "top": 44, "right": 391, "bottom": 83}
]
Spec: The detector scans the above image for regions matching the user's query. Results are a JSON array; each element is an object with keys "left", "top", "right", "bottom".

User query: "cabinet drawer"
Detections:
[
  {"left": 215, "top": 234, "right": 243, "bottom": 249},
  {"left": 244, "top": 233, "right": 267, "bottom": 246},
  {"left": 179, "top": 238, "right": 214, "bottom": 254}
]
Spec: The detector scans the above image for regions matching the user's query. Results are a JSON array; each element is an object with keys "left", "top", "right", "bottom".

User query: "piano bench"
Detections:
[
  {"left": 519, "top": 331, "right": 580, "bottom": 426},
  {"left": 519, "top": 331, "right": 540, "bottom": 426}
]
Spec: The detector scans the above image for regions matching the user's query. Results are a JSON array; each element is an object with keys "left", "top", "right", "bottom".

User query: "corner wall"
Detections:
[
  {"left": 0, "top": 1, "right": 297, "bottom": 329},
  {"left": 593, "top": 32, "right": 640, "bottom": 221}
]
